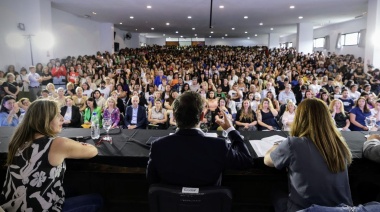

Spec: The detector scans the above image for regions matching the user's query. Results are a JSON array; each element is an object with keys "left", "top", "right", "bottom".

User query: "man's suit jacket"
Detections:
[
  {"left": 60, "top": 105, "right": 81, "bottom": 128},
  {"left": 124, "top": 105, "right": 147, "bottom": 129},
  {"left": 146, "top": 129, "right": 253, "bottom": 187}
]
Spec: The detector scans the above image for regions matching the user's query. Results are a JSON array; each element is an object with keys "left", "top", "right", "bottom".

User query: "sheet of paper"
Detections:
[
  {"left": 249, "top": 135, "right": 287, "bottom": 157},
  {"left": 261, "top": 135, "right": 286, "bottom": 144}
]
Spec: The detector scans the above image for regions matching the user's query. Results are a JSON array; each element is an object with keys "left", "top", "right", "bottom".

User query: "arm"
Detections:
[
  {"left": 112, "top": 108, "right": 120, "bottom": 127},
  {"left": 146, "top": 142, "right": 160, "bottom": 184},
  {"left": 49, "top": 137, "right": 98, "bottom": 166},
  {"left": 264, "top": 144, "right": 279, "bottom": 167},
  {"left": 349, "top": 113, "right": 368, "bottom": 130},
  {"left": 363, "top": 134, "right": 380, "bottom": 163},
  {"left": 257, "top": 110, "right": 274, "bottom": 130},
  {"left": 136, "top": 107, "right": 147, "bottom": 128}
]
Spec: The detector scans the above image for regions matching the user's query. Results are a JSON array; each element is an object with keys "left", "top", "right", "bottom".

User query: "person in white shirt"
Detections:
[
  {"left": 261, "top": 82, "right": 276, "bottom": 100},
  {"left": 228, "top": 83, "right": 243, "bottom": 110},
  {"left": 189, "top": 77, "right": 200, "bottom": 92},
  {"left": 348, "top": 84, "right": 361, "bottom": 102},
  {"left": 309, "top": 78, "right": 321, "bottom": 97},
  {"left": 278, "top": 84, "right": 296, "bottom": 105},
  {"left": 99, "top": 81, "right": 110, "bottom": 99},
  {"left": 281, "top": 100, "right": 296, "bottom": 131}
]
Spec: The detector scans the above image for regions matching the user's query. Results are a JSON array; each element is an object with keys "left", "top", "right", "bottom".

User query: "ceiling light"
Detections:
[
  {"left": 175, "top": 31, "right": 178, "bottom": 33},
  {"left": 259, "top": 22, "right": 263, "bottom": 25},
  {"left": 244, "top": 16, "right": 248, "bottom": 19},
  {"left": 270, "top": 28, "right": 274, "bottom": 30},
  {"left": 245, "top": 31, "right": 248, "bottom": 33},
  {"left": 188, "top": 16, "right": 192, "bottom": 19},
  {"left": 135, "top": 29, "right": 138, "bottom": 31},
  {"left": 255, "top": 34, "right": 257, "bottom": 36},
  {"left": 151, "top": 28, "right": 154, "bottom": 30},
  {"left": 219, "top": 5, "right": 224, "bottom": 9},
  {"left": 211, "top": 31, "right": 214, "bottom": 33},
  {"left": 192, "top": 28, "right": 195, "bottom": 30},
  {"left": 147, "top": 5, "right": 152, "bottom": 9},
  {"left": 119, "top": 22, "right": 123, "bottom": 25},
  {"left": 290, "top": 5, "right": 295, "bottom": 9},
  {"left": 166, "top": 22, "right": 170, "bottom": 25},
  {"left": 130, "top": 16, "right": 134, "bottom": 19},
  {"left": 195, "top": 34, "right": 197, "bottom": 36},
  {"left": 299, "top": 16, "right": 303, "bottom": 19},
  {"left": 163, "top": 34, "right": 165, "bottom": 36},
  {"left": 225, "top": 34, "right": 228, "bottom": 36},
  {"left": 180, "top": 35, "right": 183, "bottom": 38},
  {"left": 222, "top": 37, "right": 224, "bottom": 39},
  {"left": 209, "top": 36, "right": 212, "bottom": 37},
  {"left": 247, "top": 37, "right": 250, "bottom": 39},
  {"left": 92, "top": 12, "right": 97, "bottom": 15},
  {"left": 232, "top": 28, "right": 235, "bottom": 30}
]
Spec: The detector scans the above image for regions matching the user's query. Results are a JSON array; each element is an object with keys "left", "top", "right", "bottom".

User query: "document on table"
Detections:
[{"left": 249, "top": 135, "right": 287, "bottom": 157}]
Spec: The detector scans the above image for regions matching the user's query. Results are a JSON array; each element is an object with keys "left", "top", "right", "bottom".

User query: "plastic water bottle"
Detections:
[{"left": 91, "top": 112, "right": 100, "bottom": 139}]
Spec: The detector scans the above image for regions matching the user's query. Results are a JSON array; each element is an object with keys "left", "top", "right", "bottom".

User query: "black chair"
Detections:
[{"left": 148, "top": 184, "right": 232, "bottom": 212}]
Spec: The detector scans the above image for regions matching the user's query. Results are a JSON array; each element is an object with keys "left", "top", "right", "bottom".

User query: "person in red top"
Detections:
[
  {"left": 67, "top": 66, "right": 79, "bottom": 83},
  {"left": 51, "top": 61, "right": 67, "bottom": 89}
]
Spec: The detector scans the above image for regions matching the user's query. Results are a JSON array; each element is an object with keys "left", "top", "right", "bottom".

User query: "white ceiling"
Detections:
[{"left": 51, "top": 0, "right": 368, "bottom": 39}]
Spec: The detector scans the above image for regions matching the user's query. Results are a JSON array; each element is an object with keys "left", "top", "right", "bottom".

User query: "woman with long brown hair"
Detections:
[{"left": 264, "top": 98, "right": 353, "bottom": 211}]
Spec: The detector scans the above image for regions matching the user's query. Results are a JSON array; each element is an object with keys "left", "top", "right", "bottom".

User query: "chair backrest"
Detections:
[{"left": 148, "top": 184, "right": 232, "bottom": 212}]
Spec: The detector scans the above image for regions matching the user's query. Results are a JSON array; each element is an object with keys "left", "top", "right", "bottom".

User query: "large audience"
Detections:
[{"left": 0, "top": 45, "right": 379, "bottom": 131}]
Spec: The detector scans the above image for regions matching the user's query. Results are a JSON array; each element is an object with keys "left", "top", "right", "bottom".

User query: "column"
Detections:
[
  {"left": 365, "top": 0, "right": 380, "bottom": 69},
  {"left": 296, "top": 23, "right": 313, "bottom": 54},
  {"left": 99, "top": 23, "right": 114, "bottom": 54},
  {"left": 268, "top": 33, "right": 280, "bottom": 49}
]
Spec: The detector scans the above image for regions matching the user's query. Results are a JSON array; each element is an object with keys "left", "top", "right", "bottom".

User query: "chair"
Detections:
[{"left": 148, "top": 184, "right": 232, "bottom": 212}]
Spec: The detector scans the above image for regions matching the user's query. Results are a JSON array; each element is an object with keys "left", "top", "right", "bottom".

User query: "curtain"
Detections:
[
  {"left": 358, "top": 29, "right": 366, "bottom": 48},
  {"left": 336, "top": 33, "right": 342, "bottom": 49},
  {"left": 324, "top": 35, "right": 330, "bottom": 50}
]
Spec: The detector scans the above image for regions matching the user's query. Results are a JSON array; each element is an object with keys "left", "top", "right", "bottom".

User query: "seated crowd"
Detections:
[
  {"left": 1, "top": 46, "right": 380, "bottom": 132},
  {"left": 2, "top": 45, "right": 380, "bottom": 211}
]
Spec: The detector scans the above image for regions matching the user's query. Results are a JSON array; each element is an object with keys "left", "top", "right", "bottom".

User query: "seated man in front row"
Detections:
[
  {"left": 147, "top": 91, "right": 253, "bottom": 187},
  {"left": 124, "top": 96, "right": 147, "bottom": 129}
]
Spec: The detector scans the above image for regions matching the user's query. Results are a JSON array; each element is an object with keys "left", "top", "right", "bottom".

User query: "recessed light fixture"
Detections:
[
  {"left": 290, "top": 5, "right": 295, "bottom": 9},
  {"left": 130, "top": 16, "right": 134, "bottom": 19},
  {"left": 244, "top": 16, "right": 248, "bottom": 19},
  {"left": 219, "top": 5, "right": 224, "bottom": 8},
  {"left": 270, "top": 28, "right": 274, "bottom": 30},
  {"left": 259, "top": 22, "right": 263, "bottom": 25},
  {"left": 222, "top": 37, "right": 224, "bottom": 39},
  {"left": 232, "top": 28, "right": 235, "bottom": 30},
  {"left": 175, "top": 31, "right": 178, "bottom": 33},
  {"left": 92, "top": 12, "right": 97, "bottom": 15},
  {"left": 163, "top": 34, "right": 165, "bottom": 36},
  {"left": 135, "top": 29, "right": 138, "bottom": 31},
  {"left": 151, "top": 28, "right": 154, "bottom": 30},
  {"left": 247, "top": 37, "right": 250, "bottom": 39},
  {"left": 255, "top": 34, "right": 257, "bottom": 36},
  {"left": 209, "top": 35, "right": 212, "bottom": 37},
  {"left": 245, "top": 31, "right": 248, "bottom": 33},
  {"left": 299, "top": 16, "right": 303, "bottom": 19},
  {"left": 147, "top": 5, "right": 152, "bottom": 9},
  {"left": 180, "top": 35, "right": 183, "bottom": 38},
  {"left": 166, "top": 22, "right": 170, "bottom": 25},
  {"left": 195, "top": 34, "right": 197, "bottom": 36},
  {"left": 119, "top": 22, "right": 123, "bottom": 25},
  {"left": 211, "top": 31, "right": 214, "bottom": 33},
  {"left": 225, "top": 34, "right": 228, "bottom": 36},
  {"left": 192, "top": 28, "right": 195, "bottom": 30},
  {"left": 188, "top": 16, "right": 192, "bottom": 19}
]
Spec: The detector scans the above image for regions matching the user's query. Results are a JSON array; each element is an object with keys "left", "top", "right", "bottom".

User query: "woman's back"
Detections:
[
  {"left": 0, "top": 136, "right": 66, "bottom": 211},
  {"left": 271, "top": 136, "right": 352, "bottom": 211}
]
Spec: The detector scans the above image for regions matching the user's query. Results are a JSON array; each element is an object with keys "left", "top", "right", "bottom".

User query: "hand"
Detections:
[
  {"left": 368, "top": 134, "right": 380, "bottom": 141},
  {"left": 215, "top": 109, "right": 232, "bottom": 130},
  {"left": 267, "top": 126, "right": 274, "bottom": 131},
  {"left": 10, "top": 103, "right": 19, "bottom": 114},
  {"left": 128, "top": 125, "right": 137, "bottom": 129},
  {"left": 363, "top": 126, "right": 369, "bottom": 131}
]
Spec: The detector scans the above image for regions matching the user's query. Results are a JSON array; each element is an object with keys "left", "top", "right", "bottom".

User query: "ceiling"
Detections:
[{"left": 51, "top": 0, "right": 368, "bottom": 39}]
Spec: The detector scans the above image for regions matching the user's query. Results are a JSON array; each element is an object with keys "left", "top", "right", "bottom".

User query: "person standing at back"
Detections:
[{"left": 147, "top": 91, "right": 253, "bottom": 187}]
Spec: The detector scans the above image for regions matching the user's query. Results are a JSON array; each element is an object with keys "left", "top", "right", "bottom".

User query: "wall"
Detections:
[
  {"left": 280, "top": 18, "right": 367, "bottom": 58},
  {"left": 206, "top": 36, "right": 269, "bottom": 46},
  {"left": 146, "top": 38, "right": 166, "bottom": 46}
]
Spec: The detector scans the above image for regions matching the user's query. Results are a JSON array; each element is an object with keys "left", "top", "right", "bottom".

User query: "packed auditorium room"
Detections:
[{"left": 2, "top": 0, "right": 380, "bottom": 211}]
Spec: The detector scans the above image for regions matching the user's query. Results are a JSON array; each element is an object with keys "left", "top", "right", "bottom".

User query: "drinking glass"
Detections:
[
  {"left": 365, "top": 117, "right": 376, "bottom": 135},
  {"left": 102, "top": 117, "right": 113, "bottom": 143}
]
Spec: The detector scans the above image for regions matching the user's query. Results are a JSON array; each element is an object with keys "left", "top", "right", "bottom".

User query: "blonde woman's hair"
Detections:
[
  {"left": 329, "top": 99, "right": 346, "bottom": 116},
  {"left": 290, "top": 98, "right": 352, "bottom": 173},
  {"left": 47, "top": 83, "right": 55, "bottom": 91},
  {"left": 239, "top": 100, "right": 254, "bottom": 121},
  {"left": 285, "top": 100, "right": 296, "bottom": 112},
  {"left": 6, "top": 100, "right": 60, "bottom": 165},
  {"left": 105, "top": 97, "right": 116, "bottom": 108}
]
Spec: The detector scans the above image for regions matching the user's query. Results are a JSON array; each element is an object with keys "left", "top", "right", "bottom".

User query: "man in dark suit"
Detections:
[
  {"left": 60, "top": 97, "right": 81, "bottom": 128},
  {"left": 147, "top": 91, "right": 253, "bottom": 187},
  {"left": 124, "top": 95, "right": 147, "bottom": 129}
]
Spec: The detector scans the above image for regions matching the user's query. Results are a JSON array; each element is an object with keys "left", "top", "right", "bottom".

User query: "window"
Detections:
[
  {"left": 288, "top": 42, "right": 293, "bottom": 48},
  {"left": 313, "top": 37, "right": 325, "bottom": 48},
  {"left": 341, "top": 32, "right": 360, "bottom": 46}
]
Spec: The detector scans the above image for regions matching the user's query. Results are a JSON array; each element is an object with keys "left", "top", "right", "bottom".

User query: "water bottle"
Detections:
[{"left": 91, "top": 112, "right": 100, "bottom": 139}]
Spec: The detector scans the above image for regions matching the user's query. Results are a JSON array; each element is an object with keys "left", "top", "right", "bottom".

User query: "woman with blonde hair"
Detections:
[
  {"left": 46, "top": 83, "right": 58, "bottom": 98},
  {"left": 235, "top": 99, "right": 257, "bottom": 131},
  {"left": 0, "top": 100, "right": 102, "bottom": 211},
  {"left": 148, "top": 98, "right": 168, "bottom": 129},
  {"left": 281, "top": 100, "right": 296, "bottom": 131},
  {"left": 264, "top": 98, "right": 353, "bottom": 211},
  {"left": 256, "top": 98, "right": 279, "bottom": 131},
  {"left": 330, "top": 99, "right": 350, "bottom": 131},
  {"left": 103, "top": 97, "right": 121, "bottom": 128},
  {"left": 72, "top": 87, "right": 88, "bottom": 113}
]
